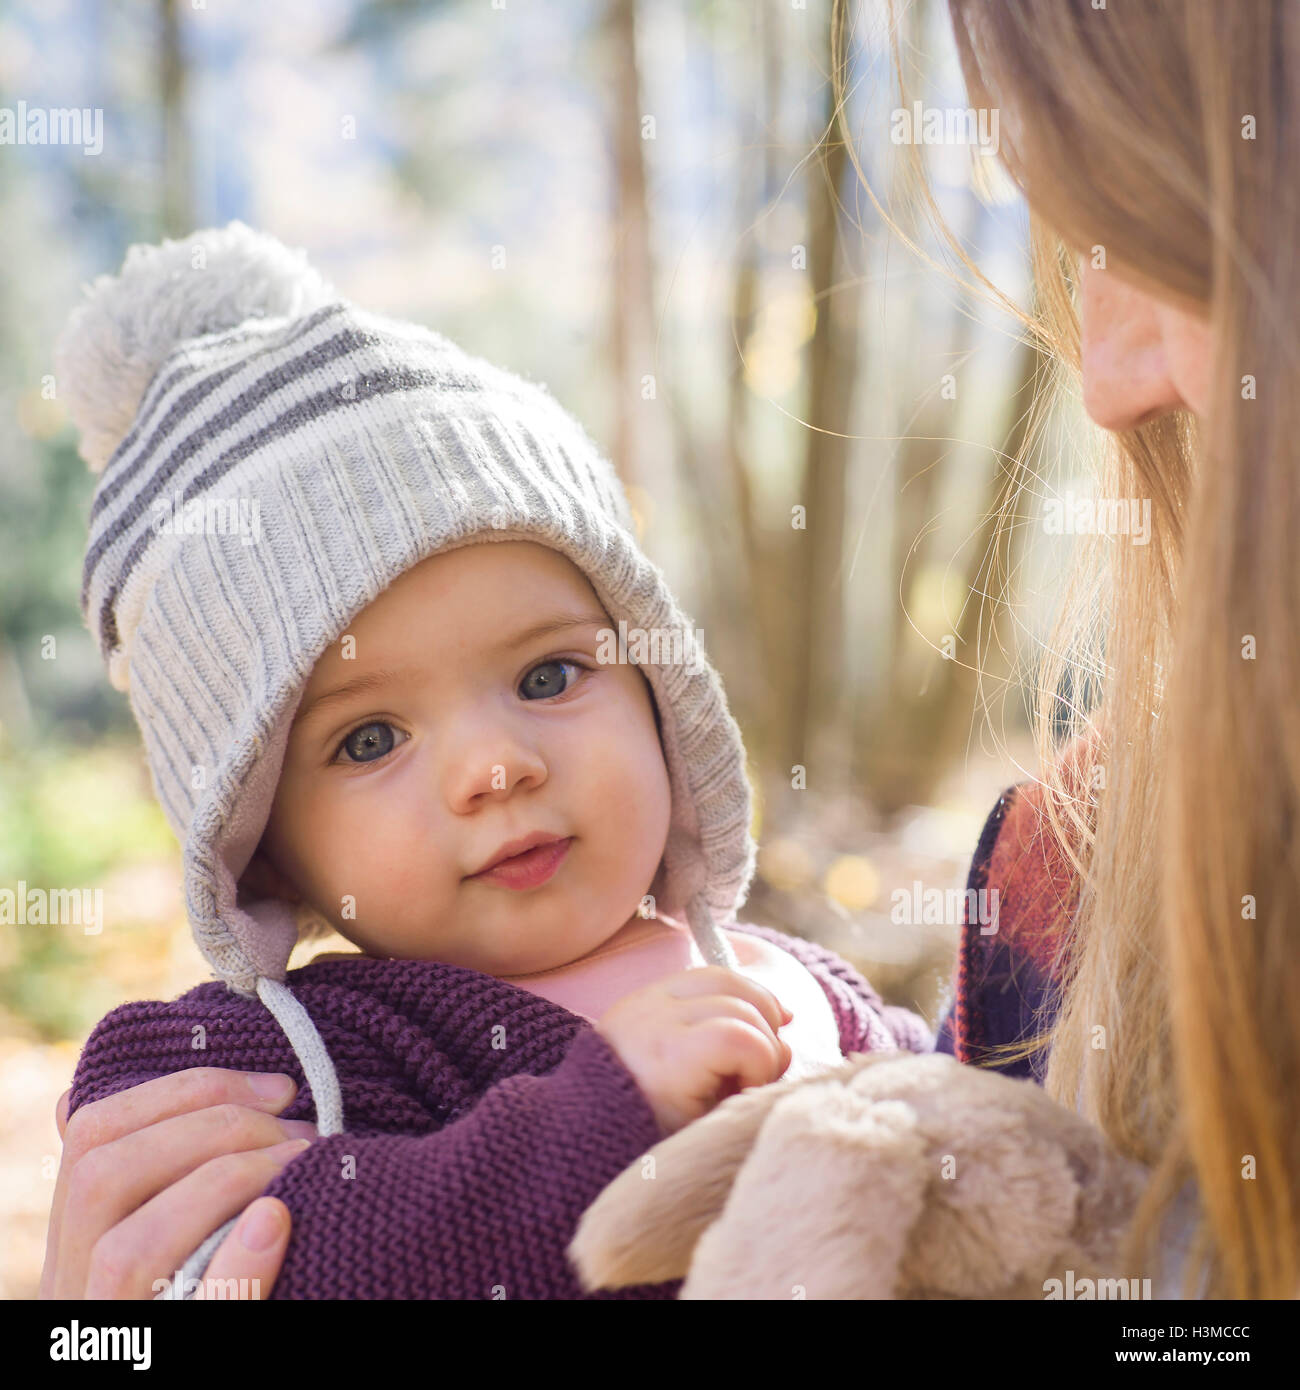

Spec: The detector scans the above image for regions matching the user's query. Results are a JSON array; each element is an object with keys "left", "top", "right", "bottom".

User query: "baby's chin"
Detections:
[
  {"left": 488, "top": 939, "right": 601, "bottom": 980},
  {"left": 475, "top": 916, "right": 637, "bottom": 980},
  {"left": 315, "top": 891, "right": 647, "bottom": 977}
]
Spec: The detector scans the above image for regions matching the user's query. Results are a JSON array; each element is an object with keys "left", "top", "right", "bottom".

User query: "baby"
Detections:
[
  {"left": 58, "top": 224, "right": 929, "bottom": 1300},
  {"left": 243, "top": 537, "right": 849, "bottom": 1115}
]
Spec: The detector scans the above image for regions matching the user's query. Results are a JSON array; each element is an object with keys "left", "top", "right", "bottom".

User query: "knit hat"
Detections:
[{"left": 57, "top": 223, "right": 756, "bottom": 1292}]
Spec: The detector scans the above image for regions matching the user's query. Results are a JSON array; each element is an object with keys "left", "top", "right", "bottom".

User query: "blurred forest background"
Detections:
[{"left": 0, "top": 0, "right": 1096, "bottom": 1295}]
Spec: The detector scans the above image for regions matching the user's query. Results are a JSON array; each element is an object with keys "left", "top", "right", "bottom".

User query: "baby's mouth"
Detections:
[{"left": 466, "top": 836, "right": 574, "bottom": 891}]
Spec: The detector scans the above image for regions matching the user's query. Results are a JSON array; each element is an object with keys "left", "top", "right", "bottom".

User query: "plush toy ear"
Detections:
[
  {"left": 682, "top": 1080, "right": 930, "bottom": 1299},
  {"left": 569, "top": 1064, "right": 824, "bottom": 1288},
  {"left": 875, "top": 1055, "right": 1144, "bottom": 1297},
  {"left": 903, "top": 1112, "right": 1083, "bottom": 1295}
]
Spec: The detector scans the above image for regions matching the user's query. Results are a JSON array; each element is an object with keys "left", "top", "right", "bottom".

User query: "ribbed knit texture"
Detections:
[{"left": 67, "top": 922, "right": 931, "bottom": 1299}]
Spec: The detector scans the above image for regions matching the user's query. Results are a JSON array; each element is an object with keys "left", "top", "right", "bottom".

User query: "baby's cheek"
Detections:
[
  {"left": 316, "top": 819, "right": 436, "bottom": 919},
  {"left": 585, "top": 716, "right": 668, "bottom": 823},
  {"left": 578, "top": 720, "right": 671, "bottom": 891}
]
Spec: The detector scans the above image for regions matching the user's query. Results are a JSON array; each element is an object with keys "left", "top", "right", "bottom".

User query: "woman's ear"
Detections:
[{"left": 238, "top": 845, "right": 303, "bottom": 906}]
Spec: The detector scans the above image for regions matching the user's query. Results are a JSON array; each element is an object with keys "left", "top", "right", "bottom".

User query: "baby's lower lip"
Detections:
[{"left": 470, "top": 837, "right": 573, "bottom": 890}]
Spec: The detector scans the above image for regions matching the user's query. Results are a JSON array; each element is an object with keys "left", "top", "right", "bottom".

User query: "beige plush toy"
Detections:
[{"left": 568, "top": 1050, "right": 1147, "bottom": 1299}]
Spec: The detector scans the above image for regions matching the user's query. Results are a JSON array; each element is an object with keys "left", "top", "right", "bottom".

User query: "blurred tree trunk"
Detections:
[
  {"left": 715, "top": 0, "right": 786, "bottom": 773},
  {"left": 864, "top": 283, "right": 977, "bottom": 802},
  {"left": 786, "top": 0, "right": 862, "bottom": 802},
  {"left": 160, "top": 0, "right": 191, "bottom": 235},
  {"left": 0, "top": 633, "right": 33, "bottom": 740},
  {"left": 847, "top": 0, "right": 1045, "bottom": 814},
  {"left": 605, "top": 0, "right": 683, "bottom": 578}
]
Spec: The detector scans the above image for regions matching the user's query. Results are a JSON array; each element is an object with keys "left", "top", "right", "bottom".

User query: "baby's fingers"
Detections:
[
  {"left": 685, "top": 1009, "right": 792, "bottom": 1095},
  {"left": 664, "top": 965, "right": 791, "bottom": 1036}
]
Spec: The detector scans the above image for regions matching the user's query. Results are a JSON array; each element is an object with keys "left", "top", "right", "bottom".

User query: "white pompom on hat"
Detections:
[{"left": 56, "top": 222, "right": 337, "bottom": 473}]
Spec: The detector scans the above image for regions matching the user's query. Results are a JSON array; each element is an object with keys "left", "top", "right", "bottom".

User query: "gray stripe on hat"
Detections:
[
  {"left": 92, "top": 363, "right": 490, "bottom": 657},
  {"left": 83, "top": 319, "right": 492, "bottom": 610},
  {"left": 96, "top": 308, "right": 341, "bottom": 497},
  {"left": 83, "top": 318, "right": 374, "bottom": 600}
]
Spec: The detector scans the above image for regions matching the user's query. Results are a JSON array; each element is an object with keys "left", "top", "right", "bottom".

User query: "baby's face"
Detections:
[{"left": 253, "top": 540, "right": 672, "bottom": 976}]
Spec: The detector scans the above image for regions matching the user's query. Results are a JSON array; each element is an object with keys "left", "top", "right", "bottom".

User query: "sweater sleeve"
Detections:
[
  {"left": 66, "top": 990, "right": 682, "bottom": 1300},
  {"left": 256, "top": 1026, "right": 677, "bottom": 1299},
  {"left": 725, "top": 921, "right": 934, "bottom": 1057}
]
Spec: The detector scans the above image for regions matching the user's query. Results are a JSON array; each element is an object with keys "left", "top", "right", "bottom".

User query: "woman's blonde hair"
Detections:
[{"left": 833, "top": 0, "right": 1299, "bottom": 1297}]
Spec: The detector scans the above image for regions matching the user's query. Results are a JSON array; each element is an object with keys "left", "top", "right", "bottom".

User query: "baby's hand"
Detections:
[{"left": 594, "top": 966, "right": 793, "bottom": 1137}]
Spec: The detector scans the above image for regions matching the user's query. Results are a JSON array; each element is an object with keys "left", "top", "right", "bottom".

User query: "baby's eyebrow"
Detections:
[
  {"left": 492, "top": 610, "right": 609, "bottom": 653},
  {"left": 295, "top": 611, "right": 609, "bottom": 728},
  {"left": 295, "top": 668, "right": 410, "bottom": 728}
]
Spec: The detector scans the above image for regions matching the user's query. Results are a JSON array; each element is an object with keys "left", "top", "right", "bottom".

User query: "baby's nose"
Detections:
[{"left": 442, "top": 739, "right": 548, "bottom": 812}]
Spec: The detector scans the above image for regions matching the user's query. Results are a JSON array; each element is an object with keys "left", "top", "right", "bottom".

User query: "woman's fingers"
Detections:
[
  {"left": 59, "top": 1069, "right": 298, "bottom": 1160},
  {"left": 55, "top": 1087, "right": 72, "bottom": 1139},
  {"left": 197, "top": 1198, "right": 292, "bottom": 1299},
  {"left": 81, "top": 1143, "right": 310, "bottom": 1300},
  {"left": 43, "top": 1069, "right": 304, "bottom": 1300},
  {"left": 53, "top": 1104, "right": 315, "bottom": 1299}
]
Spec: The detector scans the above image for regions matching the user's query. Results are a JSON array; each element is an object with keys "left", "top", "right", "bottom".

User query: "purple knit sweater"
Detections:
[{"left": 67, "top": 921, "right": 932, "bottom": 1300}]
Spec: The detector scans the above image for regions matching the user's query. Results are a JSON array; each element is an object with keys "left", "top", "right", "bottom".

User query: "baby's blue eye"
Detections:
[
  {"left": 339, "top": 722, "right": 401, "bottom": 764},
  {"left": 519, "top": 660, "right": 580, "bottom": 700}
]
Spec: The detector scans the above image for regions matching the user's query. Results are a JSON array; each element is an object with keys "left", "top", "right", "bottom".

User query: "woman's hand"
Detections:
[{"left": 41, "top": 1069, "right": 315, "bottom": 1300}]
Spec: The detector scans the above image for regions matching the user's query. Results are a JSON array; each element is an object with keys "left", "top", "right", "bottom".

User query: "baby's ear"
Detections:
[{"left": 238, "top": 846, "right": 302, "bottom": 906}]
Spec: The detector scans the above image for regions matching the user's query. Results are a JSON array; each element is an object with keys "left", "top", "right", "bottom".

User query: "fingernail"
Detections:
[
  {"left": 266, "top": 1138, "right": 312, "bottom": 1163},
  {"left": 247, "top": 1073, "right": 295, "bottom": 1102},
  {"left": 280, "top": 1120, "right": 319, "bottom": 1141},
  {"left": 238, "top": 1199, "right": 284, "bottom": 1252}
]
